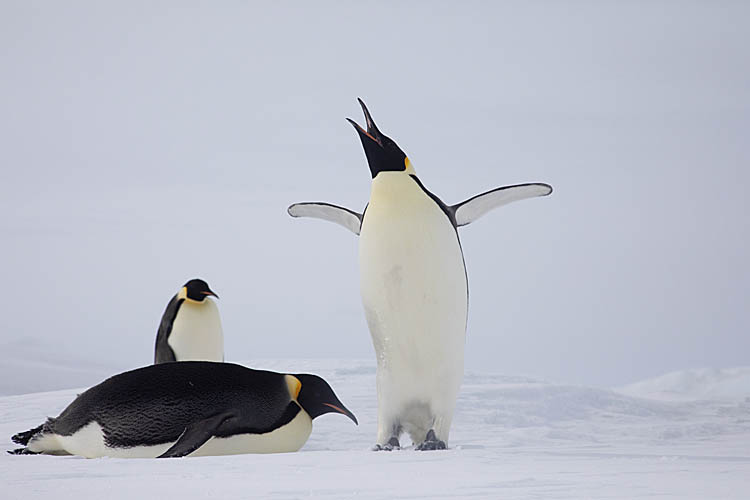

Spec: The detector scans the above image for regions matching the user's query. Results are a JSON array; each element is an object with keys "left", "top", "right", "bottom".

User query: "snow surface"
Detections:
[
  {"left": 2, "top": 359, "right": 750, "bottom": 499},
  {"left": 618, "top": 367, "right": 750, "bottom": 402}
]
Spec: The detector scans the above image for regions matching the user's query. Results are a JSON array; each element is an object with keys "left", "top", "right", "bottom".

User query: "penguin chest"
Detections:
[
  {"left": 169, "top": 300, "right": 224, "bottom": 362},
  {"left": 190, "top": 409, "right": 313, "bottom": 456},
  {"left": 359, "top": 174, "right": 468, "bottom": 375}
]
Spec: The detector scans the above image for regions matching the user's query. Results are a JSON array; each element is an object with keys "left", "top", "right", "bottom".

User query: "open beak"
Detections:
[
  {"left": 346, "top": 98, "right": 382, "bottom": 146},
  {"left": 323, "top": 402, "right": 358, "bottom": 425}
]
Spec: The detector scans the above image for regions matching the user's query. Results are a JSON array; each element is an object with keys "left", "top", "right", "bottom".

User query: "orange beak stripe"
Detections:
[
  {"left": 323, "top": 403, "right": 347, "bottom": 415},
  {"left": 351, "top": 120, "right": 380, "bottom": 145}
]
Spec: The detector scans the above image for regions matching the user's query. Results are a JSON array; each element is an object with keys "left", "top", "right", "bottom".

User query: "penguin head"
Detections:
[
  {"left": 293, "top": 374, "right": 358, "bottom": 424},
  {"left": 347, "top": 98, "right": 415, "bottom": 179},
  {"left": 178, "top": 279, "right": 219, "bottom": 303}
]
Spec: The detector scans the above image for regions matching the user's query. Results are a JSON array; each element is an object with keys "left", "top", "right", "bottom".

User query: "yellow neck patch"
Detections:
[
  {"left": 177, "top": 286, "right": 204, "bottom": 304},
  {"left": 404, "top": 157, "right": 416, "bottom": 174},
  {"left": 285, "top": 375, "right": 302, "bottom": 400}
]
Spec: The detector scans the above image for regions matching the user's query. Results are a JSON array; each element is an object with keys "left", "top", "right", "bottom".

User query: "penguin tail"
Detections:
[{"left": 11, "top": 423, "right": 45, "bottom": 446}]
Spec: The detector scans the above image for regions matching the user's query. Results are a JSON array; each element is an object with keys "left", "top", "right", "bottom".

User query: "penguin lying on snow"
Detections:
[
  {"left": 154, "top": 278, "right": 223, "bottom": 363},
  {"left": 289, "top": 99, "right": 551, "bottom": 451},
  {"left": 9, "top": 362, "right": 356, "bottom": 458}
]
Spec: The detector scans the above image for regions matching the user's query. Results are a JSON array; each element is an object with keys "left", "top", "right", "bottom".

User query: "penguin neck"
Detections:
[{"left": 369, "top": 172, "right": 423, "bottom": 206}]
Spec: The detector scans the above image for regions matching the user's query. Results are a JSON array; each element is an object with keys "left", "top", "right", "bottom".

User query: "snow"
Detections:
[
  {"left": 618, "top": 367, "right": 750, "bottom": 402},
  {"left": 0, "top": 338, "right": 128, "bottom": 397},
  {"left": 2, "top": 359, "right": 750, "bottom": 499}
]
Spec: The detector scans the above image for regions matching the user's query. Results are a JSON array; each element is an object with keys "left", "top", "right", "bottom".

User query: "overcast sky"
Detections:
[{"left": 1, "top": 1, "right": 748, "bottom": 393}]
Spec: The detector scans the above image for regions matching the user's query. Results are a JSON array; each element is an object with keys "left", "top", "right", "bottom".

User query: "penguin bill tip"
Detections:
[{"left": 322, "top": 402, "right": 358, "bottom": 425}]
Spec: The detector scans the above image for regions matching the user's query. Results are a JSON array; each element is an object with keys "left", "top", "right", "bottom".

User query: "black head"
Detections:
[
  {"left": 347, "top": 98, "right": 412, "bottom": 179},
  {"left": 180, "top": 278, "right": 219, "bottom": 302},
  {"left": 294, "top": 374, "right": 357, "bottom": 424}
]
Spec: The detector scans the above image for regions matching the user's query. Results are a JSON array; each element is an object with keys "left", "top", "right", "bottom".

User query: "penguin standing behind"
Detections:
[
  {"left": 155, "top": 279, "right": 223, "bottom": 363},
  {"left": 288, "top": 99, "right": 552, "bottom": 450},
  {"left": 9, "top": 361, "right": 357, "bottom": 458}
]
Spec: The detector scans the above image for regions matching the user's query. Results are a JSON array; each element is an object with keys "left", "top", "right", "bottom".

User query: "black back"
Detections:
[
  {"left": 47, "top": 362, "right": 296, "bottom": 448},
  {"left": 154, "top": 294, "right": 183, "bottom": 363}
]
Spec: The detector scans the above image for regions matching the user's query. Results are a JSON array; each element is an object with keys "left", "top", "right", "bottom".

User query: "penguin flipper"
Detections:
[
  {"left": 154, "top": 295, "right": 180, "bottom": 364},
  {"left": 451, "top": 183, "right": 553, "bottom": 227},
  {"left": 287, "top": 202, "right": 363, "bottom": 235},
  {"left": 157, "top": 412, "right": 236, "bottom": 458}
]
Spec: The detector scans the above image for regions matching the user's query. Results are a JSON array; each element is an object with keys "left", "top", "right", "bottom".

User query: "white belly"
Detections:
[
  {"left": 191, "top": 410, "right": 313, "bottom": 456},
  {"left": 359, "top": 173, "right": 467, "bottom": 421},
  {"left": 169, "top": 299, "right": 224, "bottom": 362},
  {"left": 35, "top": 411, "right": 313, "bottom": 458}
]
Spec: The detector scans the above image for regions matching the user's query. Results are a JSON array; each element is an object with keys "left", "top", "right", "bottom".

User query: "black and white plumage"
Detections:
[
  {"left": 154, "top": 278, "right": 223, "bottom": 364},
  {"left": 288, "top": 99, "right": 552, "bottom": 451},
  {"left": 9, "top": 362, "right": 356, "bottom": 458}
]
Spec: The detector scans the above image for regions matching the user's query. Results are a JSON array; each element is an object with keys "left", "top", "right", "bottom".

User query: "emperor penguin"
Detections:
[
  {"left": 154, "top": 278, "right": 223, "bottom": 363},
  {"left": 9, "top": 361, "right": 357, "bottom": 458},
  {"left": 288, "top": 99, "right": 552, "bottom": 450}
]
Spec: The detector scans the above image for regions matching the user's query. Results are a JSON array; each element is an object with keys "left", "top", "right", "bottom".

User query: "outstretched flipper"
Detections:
[
  {"left": 451, "top": 183, "right": 552, "bottom": 227},
  {"left": 288, "top": 202, "right": 363, "bottom": 235},
  {"left": 158, "top": 412, "right": 236, "bottom": 458}
]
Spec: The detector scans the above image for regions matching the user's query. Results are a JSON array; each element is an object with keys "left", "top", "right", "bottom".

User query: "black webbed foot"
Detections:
[
  {"left": 372, "top": 436, "right": 401, "bottom": 451},
  {"left": 12, "top": 424, "right": 44, "bottom": 446},
  {"left": 8, "top": 447, "right": 38, "bottom": 455},
  {"left": 416, "top": 429, "right": 446, "bottom": 451}
]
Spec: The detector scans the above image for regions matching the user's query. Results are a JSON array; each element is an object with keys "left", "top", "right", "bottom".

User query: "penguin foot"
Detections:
[
  {"left": 415, "top": 430, "right": 446, "bottom": 451},
  {"left": 372, "top": 436, "right": 400, "bottom": 451},
  {"left": 11, "top": 424, "right": 44, "bottom": 446},
  {"left": 7, "top": 447, "right": 38, "bottom": 455}
]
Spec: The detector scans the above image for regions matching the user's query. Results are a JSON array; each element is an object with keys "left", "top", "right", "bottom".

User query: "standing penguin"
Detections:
[
  {"left": 9, "top": 361, "right": 357, "bottom": 458},
  {"left": 288, "top": 99, "right": 552, "bottom": 450},
  {"left": 154, "top": 278, "right": 223, "bottom": 364}
]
